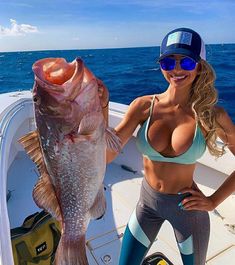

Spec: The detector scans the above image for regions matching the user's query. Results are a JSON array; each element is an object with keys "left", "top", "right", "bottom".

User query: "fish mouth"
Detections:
[
  {"left": 34, "top": 58, "right": 76, "bottom": 84},
  {"left": 42, "top": 58, "right": 76, "bottom": 85},
  {"left": 33, "top": 57, "right": 85, "bottom": 100},
  {"left": 33, "top": 57, "right": 98, "bottom": 129}
]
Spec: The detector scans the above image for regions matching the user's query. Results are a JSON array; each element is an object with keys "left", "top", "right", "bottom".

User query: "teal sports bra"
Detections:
[{"left": 136, "top": 96, "right": 206, "bottom": 164}]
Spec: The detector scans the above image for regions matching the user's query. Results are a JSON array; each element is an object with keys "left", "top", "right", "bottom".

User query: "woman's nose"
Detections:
[{"left": 174, "top": 60, "right": 182, "bottom": 70}]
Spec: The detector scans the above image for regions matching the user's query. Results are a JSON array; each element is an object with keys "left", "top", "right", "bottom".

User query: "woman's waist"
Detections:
[{"left": 143, "top": 160, "right": 195, "bottom": 194}]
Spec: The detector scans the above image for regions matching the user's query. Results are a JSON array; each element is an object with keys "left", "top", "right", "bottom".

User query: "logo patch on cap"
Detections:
[{"left": 166, "top": 31, "right": 192, "bottom": 47}]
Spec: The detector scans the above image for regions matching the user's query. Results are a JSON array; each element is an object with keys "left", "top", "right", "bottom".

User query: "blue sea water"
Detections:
[{"left": 0, "top": 44, "right": 235, "bottom": 122}]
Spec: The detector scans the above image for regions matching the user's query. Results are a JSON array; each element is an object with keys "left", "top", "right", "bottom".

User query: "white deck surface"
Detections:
[{"left": 7, "top": 151, "right": 235, "bottom": 265}]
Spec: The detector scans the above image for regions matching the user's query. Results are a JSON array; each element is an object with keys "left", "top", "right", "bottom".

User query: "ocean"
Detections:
[{"left": 0, "top": 44, "right": 235, "bottom": 122}]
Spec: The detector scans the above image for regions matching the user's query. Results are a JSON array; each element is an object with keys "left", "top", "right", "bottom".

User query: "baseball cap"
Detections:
[{"left": 159, "top": 28, "right": 206, "bottom": 62}]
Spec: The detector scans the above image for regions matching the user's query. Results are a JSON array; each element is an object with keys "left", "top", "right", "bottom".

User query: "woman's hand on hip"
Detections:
[{"left": 178, "top": 186, "right": 215, "bottom": 212}]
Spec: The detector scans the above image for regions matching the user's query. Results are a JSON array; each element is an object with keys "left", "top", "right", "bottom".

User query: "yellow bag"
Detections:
[{"left": 11, "top": 211, "right": 61, "bottom": 265}]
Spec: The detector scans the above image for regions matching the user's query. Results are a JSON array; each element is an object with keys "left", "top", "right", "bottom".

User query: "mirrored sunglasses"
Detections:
[{"left": 159, "top": 57, "right": 197, "bottom": 71}]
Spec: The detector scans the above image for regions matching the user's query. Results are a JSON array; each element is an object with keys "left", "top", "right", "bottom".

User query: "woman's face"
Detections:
[{"left": 160, "top": 54, "right": 199, "bottom": 90}]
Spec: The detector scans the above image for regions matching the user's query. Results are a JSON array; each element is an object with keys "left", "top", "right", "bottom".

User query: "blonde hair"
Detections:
[{"left": 189, "top": 59, "right": 226, "bottom": 157}]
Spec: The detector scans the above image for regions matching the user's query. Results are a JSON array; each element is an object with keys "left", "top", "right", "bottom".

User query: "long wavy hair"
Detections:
[{"left": 189, "top": 59, "right": 226, "bottom": 157}]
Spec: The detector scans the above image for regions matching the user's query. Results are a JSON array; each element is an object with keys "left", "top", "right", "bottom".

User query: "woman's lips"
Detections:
[{"left": 170, "top": 75, "right": 187, "bottom": 81}]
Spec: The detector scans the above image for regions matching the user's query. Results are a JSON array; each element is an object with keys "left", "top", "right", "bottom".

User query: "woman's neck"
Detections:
[{"left": 165, "top": 85, "right": 191, "bottom": 107}]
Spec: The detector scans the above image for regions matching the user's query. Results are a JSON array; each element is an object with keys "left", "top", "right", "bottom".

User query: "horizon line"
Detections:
[{"left": 0, "top": 42, "right": 234, "bottom": 53}]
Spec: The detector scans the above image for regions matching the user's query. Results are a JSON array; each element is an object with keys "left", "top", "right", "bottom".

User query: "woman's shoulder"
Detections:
[
  {"left": 129, "top": 95, "right": 153, "bottom": 111},
  {"left": 127, "top": 95, "right": 155, "bottom": 122}
]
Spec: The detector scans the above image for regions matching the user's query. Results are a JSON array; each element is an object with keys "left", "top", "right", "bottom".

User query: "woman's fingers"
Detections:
[
  {"left": 181, "top": 198, "right": 204, "bottom": 210},
  {"left": 96, "top": 78, "right": 109, "bottom": 106},
  {"left": 179, "top": 193, "right": 214, "bottom": 211}
]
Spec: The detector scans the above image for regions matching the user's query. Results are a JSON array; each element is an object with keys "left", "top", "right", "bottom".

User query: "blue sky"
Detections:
[{"left": 0, "top": 0, "right": 235, "bottom": 52}]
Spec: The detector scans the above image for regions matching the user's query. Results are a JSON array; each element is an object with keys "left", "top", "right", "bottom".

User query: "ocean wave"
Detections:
[{"left": 144, "top": 67, "right": 160, "bottom": 72}]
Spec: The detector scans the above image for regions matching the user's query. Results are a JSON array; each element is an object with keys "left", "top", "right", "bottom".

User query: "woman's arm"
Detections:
[
  {"left": 106, "top": 97, "right": 150, "bottom": 163},
  {"left": 179, "top": 106, "right": 235, "bottom": 211},
  {"left": 207, "top": 106, "right": 235, "bottom": 208},
  {"left": 97, "top": 78, "right": 151, "bottom": 163}
]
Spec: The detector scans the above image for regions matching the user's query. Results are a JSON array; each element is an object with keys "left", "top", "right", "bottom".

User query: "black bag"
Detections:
[
  {"left": 11, "top": 211, "right": 61, "bottom": 265},
  {"left": 142, "top": 252, "right": 173, "bottom": 265}
]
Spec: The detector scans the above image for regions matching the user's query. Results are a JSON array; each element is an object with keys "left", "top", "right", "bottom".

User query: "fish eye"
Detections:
[{"left": 33, "top": 96, "right": 41, "bottom": 104}]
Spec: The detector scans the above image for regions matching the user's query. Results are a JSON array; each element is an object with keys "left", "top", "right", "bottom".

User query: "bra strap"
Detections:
[
  {"left": 145, "top": 95, "right": 156, "bottom": 139},
  {"left": 149, "top": 95, "right": 156, "bottom": 117}
]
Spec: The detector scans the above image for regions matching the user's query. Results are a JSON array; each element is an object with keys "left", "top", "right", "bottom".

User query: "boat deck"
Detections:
[{"left": 7, "top": 151, "right": 235, "bottom": 265}]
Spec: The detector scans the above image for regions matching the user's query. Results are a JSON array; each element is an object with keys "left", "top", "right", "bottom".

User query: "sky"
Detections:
[{"left": 0, "top": 0, "right": 235, "bottom": 52}]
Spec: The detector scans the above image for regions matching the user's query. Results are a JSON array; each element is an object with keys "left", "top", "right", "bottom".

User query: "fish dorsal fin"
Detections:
[
  {"left": 18, "top": 130, "right": 45, "bottom": 173},
  {"left": 18, "top": 130, "right": 62, "bottom": 221}
]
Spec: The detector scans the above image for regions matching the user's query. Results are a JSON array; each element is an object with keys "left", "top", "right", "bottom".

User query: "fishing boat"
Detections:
[{"left": 0, "top": 90, "right": 234, "bottom": 265}]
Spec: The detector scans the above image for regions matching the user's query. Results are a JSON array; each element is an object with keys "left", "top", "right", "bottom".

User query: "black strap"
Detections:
[{"left": 11, "top": 212, "right": 51, "bottom": 239}]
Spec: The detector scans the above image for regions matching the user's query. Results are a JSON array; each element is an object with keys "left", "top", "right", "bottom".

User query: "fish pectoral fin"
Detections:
[
  {"left": 78, "top": 112, "right": 102, "bottom": 135},
  {"left": 33, "top": 172, "right": 62, "bottom": 221},
  {"left": 105, "top": 127, "right": 122, "bottom": 153},
  {"left": 89, "top": 185, "right": 106, "bottom": 220},
  {"left": 18, "top": 130, "right": 44, "bottom": 173}
]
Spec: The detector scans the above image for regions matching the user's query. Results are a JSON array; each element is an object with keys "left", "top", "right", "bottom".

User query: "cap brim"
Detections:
[{"left": 158, "top": 48, "right": 200, "bottom": 62}]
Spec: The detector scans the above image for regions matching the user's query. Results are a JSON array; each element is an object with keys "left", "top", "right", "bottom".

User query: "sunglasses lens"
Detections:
[
  {"left": 159, "top": 57, "right": 175, "bottom": 71},
  {"left": 180, "top": 57, "right": 197, "bottom": 70}
]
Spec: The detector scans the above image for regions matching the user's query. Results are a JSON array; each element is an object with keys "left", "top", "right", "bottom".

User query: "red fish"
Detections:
[{"left": 19, "top": 57, "right": 121, "bottom": 265}]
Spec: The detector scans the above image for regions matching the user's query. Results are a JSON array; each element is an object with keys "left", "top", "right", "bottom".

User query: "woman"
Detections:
[{"left": 98, "top": 28, "right": 235, "bottom": 265}]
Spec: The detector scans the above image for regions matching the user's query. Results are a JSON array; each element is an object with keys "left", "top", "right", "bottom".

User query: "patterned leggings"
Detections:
[{"left": 118, "top": 178, "right": 210, "bottom": 265}]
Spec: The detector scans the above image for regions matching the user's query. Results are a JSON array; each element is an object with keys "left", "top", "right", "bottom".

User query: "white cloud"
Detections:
[{"left": 0, "top": 19, "right": 38, "bottom": 37}]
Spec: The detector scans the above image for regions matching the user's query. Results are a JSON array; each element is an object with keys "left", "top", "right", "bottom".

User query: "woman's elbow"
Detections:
[{"left": 106, "top": 149, "right": 119, "bottom": 164}]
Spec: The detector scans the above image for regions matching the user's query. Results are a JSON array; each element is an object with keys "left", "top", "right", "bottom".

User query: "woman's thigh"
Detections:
[{"left": 172, "top": 210, "right": 210, "bottom": 265}]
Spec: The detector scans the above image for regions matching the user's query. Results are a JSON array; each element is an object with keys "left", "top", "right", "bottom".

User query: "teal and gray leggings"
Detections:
[{"left": 119, "top": 178, "right": 210, "bottom": 265}]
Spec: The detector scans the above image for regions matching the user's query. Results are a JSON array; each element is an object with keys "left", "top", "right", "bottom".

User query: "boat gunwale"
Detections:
[{"left": 0, "top": 98, "right": 32, "bottom": 265}]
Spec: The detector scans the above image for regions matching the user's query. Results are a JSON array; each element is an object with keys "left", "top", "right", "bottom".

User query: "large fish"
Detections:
[{"left": 19, "top": 57, "right": 121, "bottom": 265}]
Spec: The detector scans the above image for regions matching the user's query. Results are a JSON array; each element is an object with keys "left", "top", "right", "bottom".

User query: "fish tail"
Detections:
[{"left": 55, "top": 234, "right": 88, "bottom": 265}]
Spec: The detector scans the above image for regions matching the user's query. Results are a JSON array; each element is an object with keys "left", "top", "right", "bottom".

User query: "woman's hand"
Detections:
[
  {"left": 178, "top": 185, "right": 215, "bottom": 212},
  {"left": 97, "top": 78, "right": 109, "bottom": 108}
]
